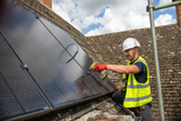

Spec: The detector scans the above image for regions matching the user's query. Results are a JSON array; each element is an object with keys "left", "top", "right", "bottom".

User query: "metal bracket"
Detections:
[
  {"left": 146, "top": 5, "right": 155, "bottom": 12},
  {"left": 34, "top": 13, "right": 39, "bottom": 19},
  {"left": 21, "top": 64, "right": 29, "bottom": 70},
  {"left": 140, "top": 105, "right": 145, "bottom": 110}
]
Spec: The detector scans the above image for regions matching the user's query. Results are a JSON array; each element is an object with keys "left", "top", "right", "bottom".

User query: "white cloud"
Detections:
[
  {"left": 52, "top": 0, "right": 177, "bottom": 36},
  {"left": 84, "top": 0, "right": 150, "bottom": 36},
  {"left": 159, "top": 0, "right": 172, "bottom": 5},
  {"left": 155, "top": 14, "right": 176, "bottom": 26},
  {"left": 52, "top": 0, "right": 75, "bottom": 22}
]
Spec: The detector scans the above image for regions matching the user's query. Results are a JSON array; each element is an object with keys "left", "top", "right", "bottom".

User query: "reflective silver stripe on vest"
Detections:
[
  {"left": 127, "top": 73, "right": 149, "bottom": 89},
  {"left": 124, "top": 94, "right": 152, "bottom": 102}
]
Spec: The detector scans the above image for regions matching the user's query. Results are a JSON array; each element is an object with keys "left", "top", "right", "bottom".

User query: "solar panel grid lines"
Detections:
[
  {"left": 0, "top": 34, "right": 50, "bottom": 120},
  {"left": 38, "top": 18, "right": 108, "bottom": 101},
  {"left": 0, "top": 0, "right": 115, "bottom": 120}
]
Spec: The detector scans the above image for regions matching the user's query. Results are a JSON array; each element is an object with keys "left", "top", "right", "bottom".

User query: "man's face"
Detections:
[{"left": 124, "top": 48, "right": 136, "bottom": 60}]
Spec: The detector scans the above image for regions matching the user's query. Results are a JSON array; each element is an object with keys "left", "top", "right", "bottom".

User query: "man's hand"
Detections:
[
  {"left": 93, "top": 64, "right": 107, "bottom": 72},
  {"left": 115, "top": 85, "right": 123, "bottom": 91}
]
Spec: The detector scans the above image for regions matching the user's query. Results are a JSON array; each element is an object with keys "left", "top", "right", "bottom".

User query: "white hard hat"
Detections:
[{"left": 122, "top": 38, "right": 140, "bottom": 51}]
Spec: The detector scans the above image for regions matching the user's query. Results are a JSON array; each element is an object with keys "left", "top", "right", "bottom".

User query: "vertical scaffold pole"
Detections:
[{"left": 147, "top": 0, "right": 165, "bottom": 121}]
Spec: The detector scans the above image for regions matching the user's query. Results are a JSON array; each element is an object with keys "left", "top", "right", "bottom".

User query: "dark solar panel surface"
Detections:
[
  {"left": 0, "top": 0, "right": 115, "bottom": 120},
  {"left": 0, "top": 34, "right": 50, "bottom": 120},
  {"left": 39, "top": 18, "right": 115, "bottom": 91}
]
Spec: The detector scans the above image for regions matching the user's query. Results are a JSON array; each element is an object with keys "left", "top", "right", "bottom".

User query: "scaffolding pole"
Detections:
[
  {"left": 147, "top": 0, "right": 181, "bottom": 121},
  {"left": 154, "top": 1, "right": 181, "bottom": 11},
  {"left": 147, "top": 0, "right": 165, "bottom": 121}
]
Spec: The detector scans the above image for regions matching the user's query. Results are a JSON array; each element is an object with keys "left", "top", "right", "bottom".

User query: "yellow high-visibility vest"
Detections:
[
  {"left": 123, "top": 56, "right": 152, "bottom": 108},
  {"left": 121, "top": 73, "right": 127, "bottom": 91}
]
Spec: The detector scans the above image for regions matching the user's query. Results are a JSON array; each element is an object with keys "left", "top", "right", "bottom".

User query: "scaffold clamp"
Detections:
[{"left": 146, "top": 5, "right": 155, "bottom": 12}]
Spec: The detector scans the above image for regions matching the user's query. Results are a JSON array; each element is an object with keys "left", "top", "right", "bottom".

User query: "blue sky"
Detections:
[
  {"left": 52, "top": 0, "right": 177, "bottom": 36},
  {"left": 153, "top": 0, "right": 176, "bottom": 23}
]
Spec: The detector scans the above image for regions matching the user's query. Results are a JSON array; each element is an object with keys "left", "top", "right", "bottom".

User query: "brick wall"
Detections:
[{"left": 40, "top": 0, "right": 52, "bottom": 9}]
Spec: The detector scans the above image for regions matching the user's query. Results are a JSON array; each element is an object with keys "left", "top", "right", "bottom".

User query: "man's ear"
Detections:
[{"left": 134, "top": 47, "right": 138, "bottom": 52}]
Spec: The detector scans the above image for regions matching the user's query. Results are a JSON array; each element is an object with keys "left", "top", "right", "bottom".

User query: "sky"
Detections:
[{"left": 52, "top": 0, "right": 177, "bottom": 36}]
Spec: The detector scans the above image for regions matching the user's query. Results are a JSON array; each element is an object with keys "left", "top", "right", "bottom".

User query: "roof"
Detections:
[{"left": 12, "top": 0, "right": 181, "bottom": 120}]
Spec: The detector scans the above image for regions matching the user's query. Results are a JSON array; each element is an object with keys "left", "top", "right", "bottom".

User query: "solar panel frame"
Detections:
[
  {"left": 0, "top": 0, "right": 115, "bottom": 120},
  {"left": 0, "top": 33, "right": 51, "bottom": 121}
]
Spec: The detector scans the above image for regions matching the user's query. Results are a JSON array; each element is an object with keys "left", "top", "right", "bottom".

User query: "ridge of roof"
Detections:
[{"left": 86, "top": 23, "right": 178, "bottom": 37}]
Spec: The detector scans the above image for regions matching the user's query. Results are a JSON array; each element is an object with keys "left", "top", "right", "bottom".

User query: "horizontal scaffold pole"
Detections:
[{"left": 154, "top": 1, "right": 181, "bottom": 11}]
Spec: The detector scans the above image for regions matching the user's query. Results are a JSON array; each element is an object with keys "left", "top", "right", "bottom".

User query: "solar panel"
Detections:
[
  {"left": 0, "top": 0, "right": 115, "bottom": 120},
  {"left": 0, "top": 34, "right": 51, "bottom": 120},
  {"left": 39, "top": 18, "right": 115, "bottom": 92}
]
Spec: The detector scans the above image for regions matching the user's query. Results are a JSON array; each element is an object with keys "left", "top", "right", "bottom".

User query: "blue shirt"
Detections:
[{"left": 126, "top": 57, "right": 147, "bottom": 83}]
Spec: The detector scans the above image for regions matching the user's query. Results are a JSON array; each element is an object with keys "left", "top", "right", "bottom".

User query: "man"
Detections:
[{"left": 93, "top": 38, "right": 153, "bottom": 121}]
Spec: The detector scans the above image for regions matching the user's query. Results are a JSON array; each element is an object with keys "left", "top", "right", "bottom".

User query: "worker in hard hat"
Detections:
[{"left": 93, "top": 38, "right": 153, "bottom": 121}]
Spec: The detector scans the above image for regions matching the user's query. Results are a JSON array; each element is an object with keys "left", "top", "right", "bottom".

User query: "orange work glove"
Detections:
[{"left": 93, "top": 64, "right": 107, "bottom": 72}]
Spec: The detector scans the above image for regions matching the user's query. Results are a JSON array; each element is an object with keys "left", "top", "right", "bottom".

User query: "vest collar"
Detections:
[{"left": 130, "top": 56, "right": 139, "bottom": 64}]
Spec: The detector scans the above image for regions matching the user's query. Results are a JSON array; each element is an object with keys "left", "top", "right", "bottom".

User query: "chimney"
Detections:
[
  {"left": 40, "top": 0, "right": 52, "bottom": 9},
  {"left": 172, "top": 0, "right": 181, "bottom": 26}
]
